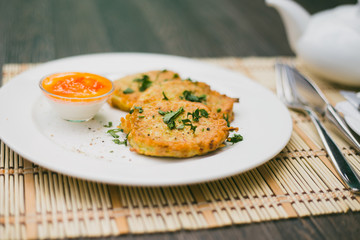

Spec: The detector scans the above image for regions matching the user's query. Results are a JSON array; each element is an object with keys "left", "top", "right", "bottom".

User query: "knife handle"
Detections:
[
  {"left": 325, "top": 104, "right": 360, "bottom": 151},
  {"left": 307, "top": 109, "right": 360, "bottom": 193}
]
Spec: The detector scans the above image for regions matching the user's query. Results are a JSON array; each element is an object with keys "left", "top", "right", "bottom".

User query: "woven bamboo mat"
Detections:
[{"left": 1, "top": 57, "right": 360, "bottom": 239}]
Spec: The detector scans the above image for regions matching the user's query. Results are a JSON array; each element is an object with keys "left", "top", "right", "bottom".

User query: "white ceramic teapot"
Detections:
[{"left": 266, "top": 0, "right": 360, "bottom": 86}]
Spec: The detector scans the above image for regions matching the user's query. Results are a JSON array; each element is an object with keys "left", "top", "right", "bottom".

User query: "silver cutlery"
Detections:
[
  {"left": 276, "top": 62, "right": 360, "bottom": 193},
  {"left": 340, "top": 90, "right": 360, "bottom": 111},
  {"left": 280, "top": 65, "right": 360, "bottom": 152}
]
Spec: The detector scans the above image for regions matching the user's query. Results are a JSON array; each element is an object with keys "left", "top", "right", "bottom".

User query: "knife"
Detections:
[
  {"left": 340, "top": 90, "right": 360, "bottom": 111},
  {"left": 287, "top": 67, "right": 360, "bottom": 151}
]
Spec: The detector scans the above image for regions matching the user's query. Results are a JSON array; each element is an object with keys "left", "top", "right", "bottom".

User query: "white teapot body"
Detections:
[{"left": 266, "top": 0, "right": 360, "bottom": 86}]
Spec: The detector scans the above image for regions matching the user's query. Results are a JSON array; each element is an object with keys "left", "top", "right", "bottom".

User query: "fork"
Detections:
[{"left": 275, "top": 62, "right": 360, "bottom": 193}]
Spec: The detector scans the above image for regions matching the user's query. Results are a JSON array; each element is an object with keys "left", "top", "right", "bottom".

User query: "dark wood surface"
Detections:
[{"left": 1, "top": 0, "right": 359, "bottom": 239}]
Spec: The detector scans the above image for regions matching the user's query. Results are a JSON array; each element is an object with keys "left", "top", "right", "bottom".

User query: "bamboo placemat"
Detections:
[{"left": 1, "top": 57, "right": 360, "bottom": 239}]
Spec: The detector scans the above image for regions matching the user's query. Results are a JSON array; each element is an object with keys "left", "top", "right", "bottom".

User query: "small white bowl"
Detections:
[{"left": 39, "top": 73, "right": 114, "bottom": 122}]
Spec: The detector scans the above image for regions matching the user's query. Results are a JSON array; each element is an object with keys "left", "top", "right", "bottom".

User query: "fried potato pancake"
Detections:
[
  {"left": 108, "top": 70, "right": 181, "bottom": 111},
  {"left": 120, "top": 100, "right": 231, "bottom": 158},
  {"left": 138, "top": 79, "right": 238, "bottom": 121}
]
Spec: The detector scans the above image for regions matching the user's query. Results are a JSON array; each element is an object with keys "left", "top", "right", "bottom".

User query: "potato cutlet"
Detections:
[
  {"left": 120, "top": 100, "right": 233, "bottom": 158},
  {"left": 108, "top": 70, "right": 181, "bottom": 111},
  {"left": 138, "top": 79, "right": 239, "bottom": 122}
]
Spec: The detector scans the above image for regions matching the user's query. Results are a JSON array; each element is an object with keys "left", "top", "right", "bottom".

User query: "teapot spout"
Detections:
[{"left": 266, "top": 0, "right": 310, "bottom": 53}]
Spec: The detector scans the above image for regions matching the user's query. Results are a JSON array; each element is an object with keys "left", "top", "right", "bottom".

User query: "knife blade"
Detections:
[
  {"left": 286, "top": 66, "right": 360, "bottom": 151},
  {"left": 340, "top": 90, "right": 360, "bottom": 111}
]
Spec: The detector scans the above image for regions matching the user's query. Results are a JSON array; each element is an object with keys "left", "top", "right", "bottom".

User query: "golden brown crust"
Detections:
[
  {"left": 108, "top": 70, "right": 181, "bottom": 111},
  {"left": 120, "top": 101, "right": 230, "bottom": 158},
  {"left": 138, "top": 79, "right": 238, "bottom": 121}
]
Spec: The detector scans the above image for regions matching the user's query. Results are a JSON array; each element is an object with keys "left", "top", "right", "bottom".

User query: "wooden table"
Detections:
[{"left": 0, "top": 0, "right": 359, "bottom": 239}]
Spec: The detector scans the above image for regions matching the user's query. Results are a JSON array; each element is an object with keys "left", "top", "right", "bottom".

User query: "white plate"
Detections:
[{"left": 0, "top": 53, "right": 292, "bottom": 186}]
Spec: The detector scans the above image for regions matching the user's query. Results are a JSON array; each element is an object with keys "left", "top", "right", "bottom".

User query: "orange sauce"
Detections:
[{"left": 42, "top": 72, "right": 113, "bottom": 99}]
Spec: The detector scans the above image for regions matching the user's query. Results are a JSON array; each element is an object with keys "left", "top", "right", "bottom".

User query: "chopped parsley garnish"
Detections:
[
  {"left": 191, "top": 125, "right": 197, "bottom": 133},
  {"left": 123, "top": 88, "right": 134, "bottom": 94},
  {"left": 135, "top": 106, "right": 143, "bottom": 113},
  {"left": 133, "top": 75, "right": 152, "bottom": 92},
  {"left": 223, "top": 114, "right": 230, "bottom": 127},
  {"left": 130, "top": 106, "right": 143, "bottom": 114},
  {"left": 161, "top": 69, "right": 168, "bottom": 73},
  {"left": 107, "top": 125, "right": 127, "bottom": 146},
  {"left": 217, "top": 108, "right": 221, "bottom": 113},
  {"left": 113, "top": 138, "right": 127, "bottom": 146},
  {"left": 162, "top": 91, "right": 169, "bottom": 100},
  {"left": 182, "top": 119, "right": 197, "bottom": 133},
  {"left": 182, "top": 119, "right": 191, "bottom": 124},
  {"left": 110, "top": 131, "right": 128, "bottom": 146},
  {"left": 103, "top": 122, "right": 113, "bottom": 128},
  {"left": 107, "top": 129, "right": 123, "bottom": 138},
  {"left": 199, "top": 109, "right": 209, "bottom": 118},
  {"left": 138, "top": 116, "right": 145, "bottom": 118},
  {"left": 183, "top": 119, "right": 199, "bottom": 133},
  {"left": 227, "top": 134, "right": 243, "bottom": 144},
  {"left": 158, "top": 110, "right": 167, "bottom": 115},
  {"left": 181, "top": 90, "right": 206, "bottom": 102},
  {"left": 173, "top": 73, "right": 179, "bottom": 78},
  {"left": 177, "top": 124, "right": 185, "bottom": 130},
  {"left": 188, "top": 109, "right": 209, "bottom": 122},
  {"left": 163, "top": 107, "right": 184, "bottom": 130}
]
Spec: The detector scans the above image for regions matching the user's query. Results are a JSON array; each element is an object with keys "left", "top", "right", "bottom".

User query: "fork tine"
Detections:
[
  {"left": 275, "top": 61, "right": 285, "bottom": 100},
  {"left": 275, "top": 62, "right": 294, "bottom": 105},
  {"left": 283, "top": 64, "right": 304, "bottom": 105}
]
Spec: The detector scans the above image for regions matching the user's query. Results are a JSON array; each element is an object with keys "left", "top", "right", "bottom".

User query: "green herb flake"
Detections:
[
  {"left": 182, "top": 119, "right": 197, "bottom": 133},
  {"left": 227, "top": 134, "right": 243, "bottom": 144},
  {"left": 161, "top": 69, "right": 168, "bottom": 73},
  {"left": 133, "top": 75, "right": 152, "bottom": 92},
  {"left": 130, "top": 106, "right": 143, "bottom": 114},
  {"left": 173, "top": 73, "right": 180, "bottom": 78},
  {"left": 113, "top": 139, "right": 127, "bottom": 145},
  {"left": 138, "top": 116, "right": 145, "bottom": 118},
  {"left": 188, "top": 109, "right": 201, "bottom": 122},
  {"left": 191, "top": 125, "right": 197, "bottom": 133},
  {"left": 187, "top": 108, "right": 207, "bottom": 122},
  {"left": 199, "top": 109, "right": 209, "bottom": 118},
  {"left": 177, "top": 124, "right": 185, "bottom": 130},
  {"left": 162, "top": 91, "right": 169, "bottom": 100},
  {"left": 182, "top": 119, "right": 191, "bottom": 125},
  {"left": 223, "top": 114, "right": 230, "bottom": 127},
  {"left": 158, "top": 110, "right": 167, "bottom": 115},
  {"left": 135, "top": 106, "right": 143, "bottom": 113},
  {"left": 163, "top": 107, "right": 184, "bottom": 130},
  {"left": 124, "top": 133, "right": 129, "bottom": 146},
  {"left": 217, "top": 108, "right": 222, "bottom": 113},
  {"left": 123, "top": 88, "right": 134, "bottom": 94},
  {"left": 103, "top": 122, "right": 113, "bottom": 128},
  {"left": 181, "top": 90, "right": 206, "bottom": 102},
  {"left": 107, "top": 129, "right": 123, "bottom": 138}
]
